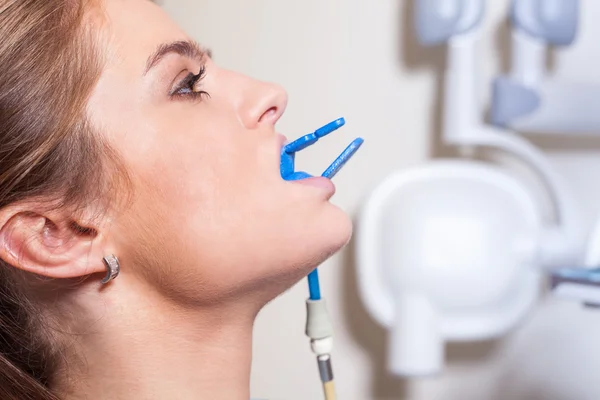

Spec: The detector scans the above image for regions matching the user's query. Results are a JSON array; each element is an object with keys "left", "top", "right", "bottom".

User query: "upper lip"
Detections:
[{"left": 277, "top": 133, "right": 288, "bottom": 150}]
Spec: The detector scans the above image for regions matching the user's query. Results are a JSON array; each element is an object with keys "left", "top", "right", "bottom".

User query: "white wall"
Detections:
[{"left": 162, "top": 1, "right": 600, "bottom": 399}]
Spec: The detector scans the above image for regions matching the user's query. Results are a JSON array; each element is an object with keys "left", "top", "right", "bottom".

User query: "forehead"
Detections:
[
  {"left": 86, "top": 0, "right": 192, "bottom": 148},
  {"left": 100, "top": 0, "right": 188, "bottom": 71}
]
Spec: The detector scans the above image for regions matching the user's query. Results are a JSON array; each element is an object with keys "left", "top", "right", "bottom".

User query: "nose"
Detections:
[{"left": 238, "top": 77, "right": 288, "bottom": 129}]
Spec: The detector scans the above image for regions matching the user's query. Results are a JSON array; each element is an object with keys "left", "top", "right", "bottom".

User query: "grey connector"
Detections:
[{"left": 305, "top": 299, "right": 334, "bottom": 340}]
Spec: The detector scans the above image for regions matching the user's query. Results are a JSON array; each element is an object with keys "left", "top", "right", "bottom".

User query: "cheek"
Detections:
[
  {"left": 115, "top": 113, "right": 351, "bottom": 298},
  {"left": 119, "top": 168, "right": 352, "bottom": 303},
  {"left": 125, "top": 127, "right": 285, "bottom": 258}
]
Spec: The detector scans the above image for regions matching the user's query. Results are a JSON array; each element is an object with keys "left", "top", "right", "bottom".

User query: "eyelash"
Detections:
[{"left": 170, "top": 65, "right": 210, "bottom": 100}]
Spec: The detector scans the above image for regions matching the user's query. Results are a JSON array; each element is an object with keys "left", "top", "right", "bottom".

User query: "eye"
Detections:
[{"left": 170, "top": 65, "right": 210, "bottom": 100}]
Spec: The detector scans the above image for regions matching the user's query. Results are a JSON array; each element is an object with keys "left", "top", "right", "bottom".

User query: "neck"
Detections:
[{"left": 56, "top": 277, "right": 258, "bottom": 400}]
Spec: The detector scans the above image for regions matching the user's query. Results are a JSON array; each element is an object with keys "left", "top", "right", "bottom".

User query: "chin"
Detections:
[
  {"left": 301, "top": 203, "right": 353, "bottom": 269},
  {"left": 254, "top": 219, "right": 352, "bottom": 304},
  {"left": 324, "top": 204, "right": 354, "bottom": 250},
  {"left": 236, "top": 205, "right": 353, "bottom": 304}
]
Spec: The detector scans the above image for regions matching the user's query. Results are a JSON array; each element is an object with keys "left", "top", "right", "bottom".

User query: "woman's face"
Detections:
[{"left": 87, "top": 0, "right": 352, "bottom": 303}]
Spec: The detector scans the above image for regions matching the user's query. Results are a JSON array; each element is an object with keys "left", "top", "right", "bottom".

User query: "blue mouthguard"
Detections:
[{"left": 280, "top": 118, "right": 364, "bottom": 181}]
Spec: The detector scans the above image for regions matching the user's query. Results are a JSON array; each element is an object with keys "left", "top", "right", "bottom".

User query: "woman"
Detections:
[{"left": 0, "top": 0, "right": 352, "bottom": 399}]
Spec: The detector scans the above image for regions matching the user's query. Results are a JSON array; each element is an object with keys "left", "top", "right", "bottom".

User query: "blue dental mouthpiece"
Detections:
[
  {"left": 322, "top": 137, "right": 364, "bottom": 179},
  {"left": 282, "top": 118, "right": 345, "bottom": 154},
  {"left": 280, "top": 117, "right": 363, "bottom": 182}
]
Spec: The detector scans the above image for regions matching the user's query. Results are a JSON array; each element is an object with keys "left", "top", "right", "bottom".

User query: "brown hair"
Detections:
[{"left": 0, "top": 0, "right": 123, "bottom": 398}]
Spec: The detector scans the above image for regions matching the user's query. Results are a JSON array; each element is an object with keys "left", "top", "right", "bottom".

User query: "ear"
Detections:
[{"left": 0, "top": 203, "right": 108, "bottom": 280}]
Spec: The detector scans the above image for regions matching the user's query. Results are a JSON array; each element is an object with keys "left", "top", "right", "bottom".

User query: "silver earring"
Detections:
[{"left": 101, "top": 255, "right": 120, "bottom": 284}]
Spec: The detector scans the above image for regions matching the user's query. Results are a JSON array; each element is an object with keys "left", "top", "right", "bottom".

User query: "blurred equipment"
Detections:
[{"left": 355, "top": 0, "right": 600, "bottom": 377}]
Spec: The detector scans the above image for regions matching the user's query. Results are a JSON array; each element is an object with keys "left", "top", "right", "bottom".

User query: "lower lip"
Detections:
[{"left": 291, "top": 176, "right": 336, "bottom": 197}]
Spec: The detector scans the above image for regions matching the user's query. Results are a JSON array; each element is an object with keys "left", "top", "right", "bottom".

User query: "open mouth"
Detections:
[{"left": 279, "top": 118, "right": 364, "bottom": 183}]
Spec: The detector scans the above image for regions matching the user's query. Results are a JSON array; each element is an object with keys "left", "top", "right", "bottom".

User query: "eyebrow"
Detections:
[{"left": 144, "top": 40, "right": 212, "bottom": 75}]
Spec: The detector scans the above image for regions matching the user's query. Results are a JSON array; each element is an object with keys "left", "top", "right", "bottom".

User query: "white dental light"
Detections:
[
  {"left": 355, "top": 0, "right": 590, "bottom": 377},
  {"left": 357, "top": 160, "right": 542, "bottom": 376}
]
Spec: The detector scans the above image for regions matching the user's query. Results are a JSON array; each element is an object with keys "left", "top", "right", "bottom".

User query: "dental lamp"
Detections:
[
  {"left": 355, "top": 0, "right": 598, "bottom": 378},
  {"left": 491, "top": 0, "right": 600, "bottom": 310}
]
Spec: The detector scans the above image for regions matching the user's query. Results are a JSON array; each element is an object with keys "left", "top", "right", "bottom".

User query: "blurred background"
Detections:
[{"left": 159, "top": 0, "right": 600, "bottom": 399}]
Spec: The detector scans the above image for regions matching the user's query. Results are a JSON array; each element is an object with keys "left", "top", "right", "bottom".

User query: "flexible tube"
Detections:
[
  {"left": 323, "top": 381, "right": 336, "bottom": 400},
  {"left": 307, "top": 270, "right": 321, "bottom": 300}
]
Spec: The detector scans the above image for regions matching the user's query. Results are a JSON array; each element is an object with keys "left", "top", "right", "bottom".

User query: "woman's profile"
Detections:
[{"left": 0, "top": 0, "right": 352, "bottom": 398}]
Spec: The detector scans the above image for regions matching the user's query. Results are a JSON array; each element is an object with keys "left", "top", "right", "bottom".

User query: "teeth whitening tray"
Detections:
[
  {"left": 356, "top": 0, "right": 600, "bottom": 378},
  {"left": 281, "top": 118, "right": 363, "bottom": 400}
]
